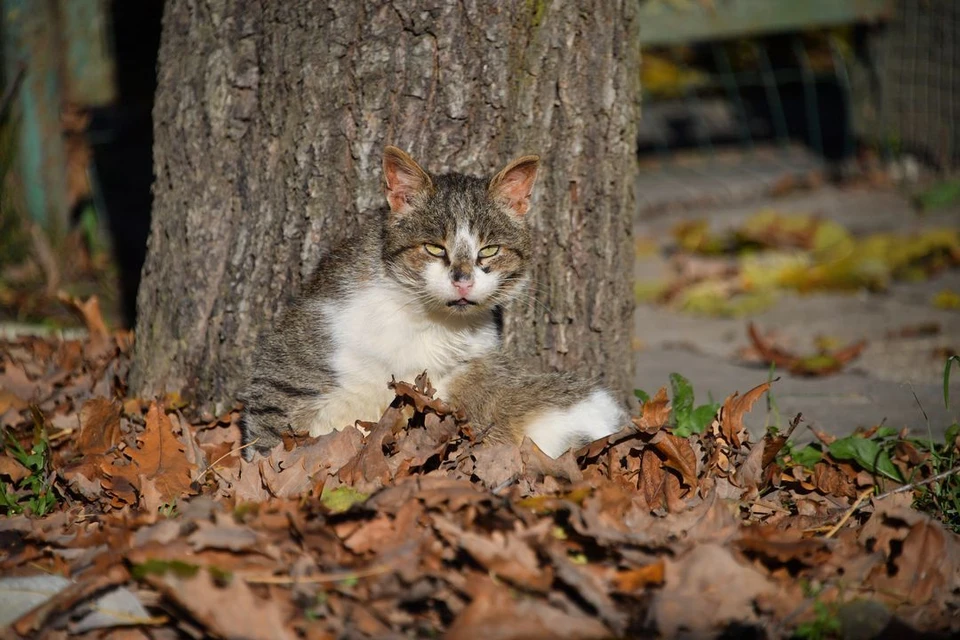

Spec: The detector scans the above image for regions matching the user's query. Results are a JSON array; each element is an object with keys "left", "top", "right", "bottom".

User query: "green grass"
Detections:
[{"left": 0, "top": 427, "right": 60, "bottom": 516}]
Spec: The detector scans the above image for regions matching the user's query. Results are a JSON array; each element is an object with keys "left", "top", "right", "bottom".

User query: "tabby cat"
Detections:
[{"left": 240, "top": 147, "right": 625, "bottom": 460}]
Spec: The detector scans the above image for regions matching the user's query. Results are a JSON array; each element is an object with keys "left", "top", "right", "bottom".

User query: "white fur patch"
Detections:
[
  {"left": 307, "top": 281, "right": 499, "bottom": 436},
  {"left": 454, "top": 226, "right": 478, "bottom": 256},
  {"left": 523, "top": 389, "right": 626, "bottom": 458}
]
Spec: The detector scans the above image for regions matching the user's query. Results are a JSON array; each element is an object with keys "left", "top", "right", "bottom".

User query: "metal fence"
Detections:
[{"left": 873, "top": 0, "right": 960, "bottom": 170}]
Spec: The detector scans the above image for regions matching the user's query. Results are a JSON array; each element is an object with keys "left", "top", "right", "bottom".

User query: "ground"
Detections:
[{"left": 633, "top": 160, "right": 960, "bottom": 442}]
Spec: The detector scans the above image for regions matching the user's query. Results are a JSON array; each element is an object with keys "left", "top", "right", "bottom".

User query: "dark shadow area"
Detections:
[
  {"left": 636, "top": 33, "right": 856, "bottom": 164},
  {"left": 88, "top": 0, "right": 164, "bottom": 327}
]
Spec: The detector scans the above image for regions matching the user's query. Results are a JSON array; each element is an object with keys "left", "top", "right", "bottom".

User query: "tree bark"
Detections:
[{"left": 132, "top": 0, "right": 640, "bottom": 412}]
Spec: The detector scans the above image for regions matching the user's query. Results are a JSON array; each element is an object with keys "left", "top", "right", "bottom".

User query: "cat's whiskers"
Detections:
[{"left": 489, "top": 281, "right": 555, "bottom": 317}]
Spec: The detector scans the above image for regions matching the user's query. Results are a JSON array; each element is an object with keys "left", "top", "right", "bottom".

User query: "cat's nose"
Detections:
[
  {"left": 453, "top": 280, "right": 473, "bottom": 296},
  {"left": 451, "top": 267, "right": 474, "bottom": 296}
]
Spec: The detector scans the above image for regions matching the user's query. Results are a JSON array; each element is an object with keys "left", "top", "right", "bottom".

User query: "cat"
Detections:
[{"left": 239, "top": 146, "right": 626, "bottom": 461}]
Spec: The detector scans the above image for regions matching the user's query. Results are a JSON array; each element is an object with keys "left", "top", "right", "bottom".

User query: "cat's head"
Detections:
[{"left": 380, "top": 146, "right": 537, "bottom": 315}]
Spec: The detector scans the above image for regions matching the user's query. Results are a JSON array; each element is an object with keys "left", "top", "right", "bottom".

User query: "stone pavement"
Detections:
[{"left": 632, "top": 175, "right": 960, "bottom": 442}]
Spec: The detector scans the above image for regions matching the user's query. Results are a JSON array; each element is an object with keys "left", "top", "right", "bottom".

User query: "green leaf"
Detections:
[
  {"left": 944, "top": 355, "right": 960, "bottom": 409},
  {"left": 790, "top": 445, "right": 823, "bottom": 468},
  {"left": 875, "top": 426, "right": 899, "bottom": 439},
  {"left": 0, "top": 485, "right": 23, "bottom": 514},
  {"left": 945, "top": 423, "right": 960, "bottom": 446},
  {"left": 320, "top": 486, "right": 369, "bottom": 514},
  {"left": 633, "top": 389, "right": 650, "bottom": 403},
  {"left": 691, "top": 403, "right": 720, "bottom": 433},
  {"left": 669, "top": 373, "right": 694, "bottom": 421},
  {"left": 829, "top": 437, "right": 904, "bottom": 483}
]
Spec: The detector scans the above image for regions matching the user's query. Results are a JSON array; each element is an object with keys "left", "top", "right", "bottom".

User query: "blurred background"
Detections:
[{"left": 0, "top": 0, "right": 957, "bottom": 332}]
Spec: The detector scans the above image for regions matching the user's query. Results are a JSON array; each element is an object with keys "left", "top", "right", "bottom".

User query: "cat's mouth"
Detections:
[{"left": 447, "top": 298, "right": 478, "bottom": 308}]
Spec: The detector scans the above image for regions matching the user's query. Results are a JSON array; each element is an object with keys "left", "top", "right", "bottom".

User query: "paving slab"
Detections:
[{"left": 632, "top": 182, "right": 960, "bottom": 442}]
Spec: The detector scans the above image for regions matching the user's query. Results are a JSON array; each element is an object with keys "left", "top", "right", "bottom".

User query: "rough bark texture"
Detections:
[{"left": 132, "top": 0, "right": 640, "bottom": 412}]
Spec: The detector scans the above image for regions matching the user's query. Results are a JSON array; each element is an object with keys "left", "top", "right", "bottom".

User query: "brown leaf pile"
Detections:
[{"left": 1, "top": 324, "right": 959, "bottom": 639}]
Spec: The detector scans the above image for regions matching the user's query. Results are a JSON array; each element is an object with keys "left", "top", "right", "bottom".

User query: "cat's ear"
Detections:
[
  {"left": 489, "top": 154, "right": 540, "bottom": 219},
  {"left": 383, "top": 146, "right": 433, "bottom": 215}
]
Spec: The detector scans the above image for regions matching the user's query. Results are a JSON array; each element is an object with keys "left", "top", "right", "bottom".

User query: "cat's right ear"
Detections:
[{"left": 383, "top": 146, "right": 433, "bottom": 216}]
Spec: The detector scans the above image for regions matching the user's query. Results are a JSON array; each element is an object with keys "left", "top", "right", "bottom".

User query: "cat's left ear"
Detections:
[
  {"left": 489, "top": 154, "right": 540, "bottom": 219},
  {"left": 383, "top": 146, "right": 433, "bottom": 216}
]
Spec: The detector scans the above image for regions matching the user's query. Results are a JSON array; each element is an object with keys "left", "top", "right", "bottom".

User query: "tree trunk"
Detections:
[{"left": 132, "top": 0, "right": 641, "bottom": 412}]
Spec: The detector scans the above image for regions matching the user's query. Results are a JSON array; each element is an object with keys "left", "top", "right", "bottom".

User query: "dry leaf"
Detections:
[
  {"left": 651, "top": 432, "right": 699, "bottom": 491},
  {"left": 718, "top": 381, "right": 771, "bottom": 448},
  {"left": 57, "top": 293, "right": 111, "bottom": 358},
  {"left": 147, "top": 568, "right": 294, "bottom": 640},
  {"left": 748, "top": 323, "right": 866, "bottom": 376},
  {"left": 433, "top": 516, "right": 552, "bottom": 592},
  {"left": 125, "top": 403, "right": 195, "bottom": 505},
  {"left": 447, "top": 577, "right": 610, "bottom": 640},
  {"left": 632, "top": 386, "right": 671, "bottom": 433},
  {"left": 650, "top": 544, "right": 779, "bottom": 637},
  {"left": 78, "top": 398, "right": 122, "bottom": 455},
  {"left": 0, "top": 456, "right": 31, "bottom": 483}
]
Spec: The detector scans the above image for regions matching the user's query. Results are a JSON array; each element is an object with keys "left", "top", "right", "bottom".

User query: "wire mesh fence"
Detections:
[{"left": 872, "top": 0, "right": 960, "bottom": 171}]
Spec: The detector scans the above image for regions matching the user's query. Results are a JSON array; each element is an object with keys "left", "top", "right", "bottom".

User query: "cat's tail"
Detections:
[{"left": 447, "top": 354, "right": 628, "bottom": 458}]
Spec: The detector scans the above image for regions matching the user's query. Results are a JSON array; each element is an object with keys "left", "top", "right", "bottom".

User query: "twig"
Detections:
[
  {"left": 193, "top": 439, "right": 259, "bottom": 483},
  {"left": 874, "top": 463, "right": 960, "bottom": 501},
  {"left": 784, "top": 412, "right": 803, "bottom": 440},
  {"left": 824, "top": 488, "right": 874, "bottom": 538},
  {"left": 491, "top": 475, "right": 518, "bottom": 495}
]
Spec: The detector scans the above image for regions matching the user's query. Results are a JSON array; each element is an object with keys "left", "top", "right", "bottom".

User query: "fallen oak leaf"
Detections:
[
  {"left": 632, "top": 386, "right": 671, "bottom": 433},
  {"left": 126, "top": 402, "right": 196, "bottom": 506},
  {"left": 389, "top": 376, "right": 451, "bottom": 415},
  {"left": 717, "top": 381, "right": 772, "bottom": 448},
  {"left": 650, "top": 431, "right": 699, "bottom": 492}
]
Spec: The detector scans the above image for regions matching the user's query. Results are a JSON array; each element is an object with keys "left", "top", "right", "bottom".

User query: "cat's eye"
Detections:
[
  {"left": 478, "top": 245, "right": 500, "bottom": 259},
  {"left": 424, "top": 243, "right": 447, "bottom": 257}
]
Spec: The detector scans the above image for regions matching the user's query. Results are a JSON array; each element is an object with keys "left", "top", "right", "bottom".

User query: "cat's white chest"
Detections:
[{"left": 308, "top": 282, "right": 498, "bottom": 435}]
